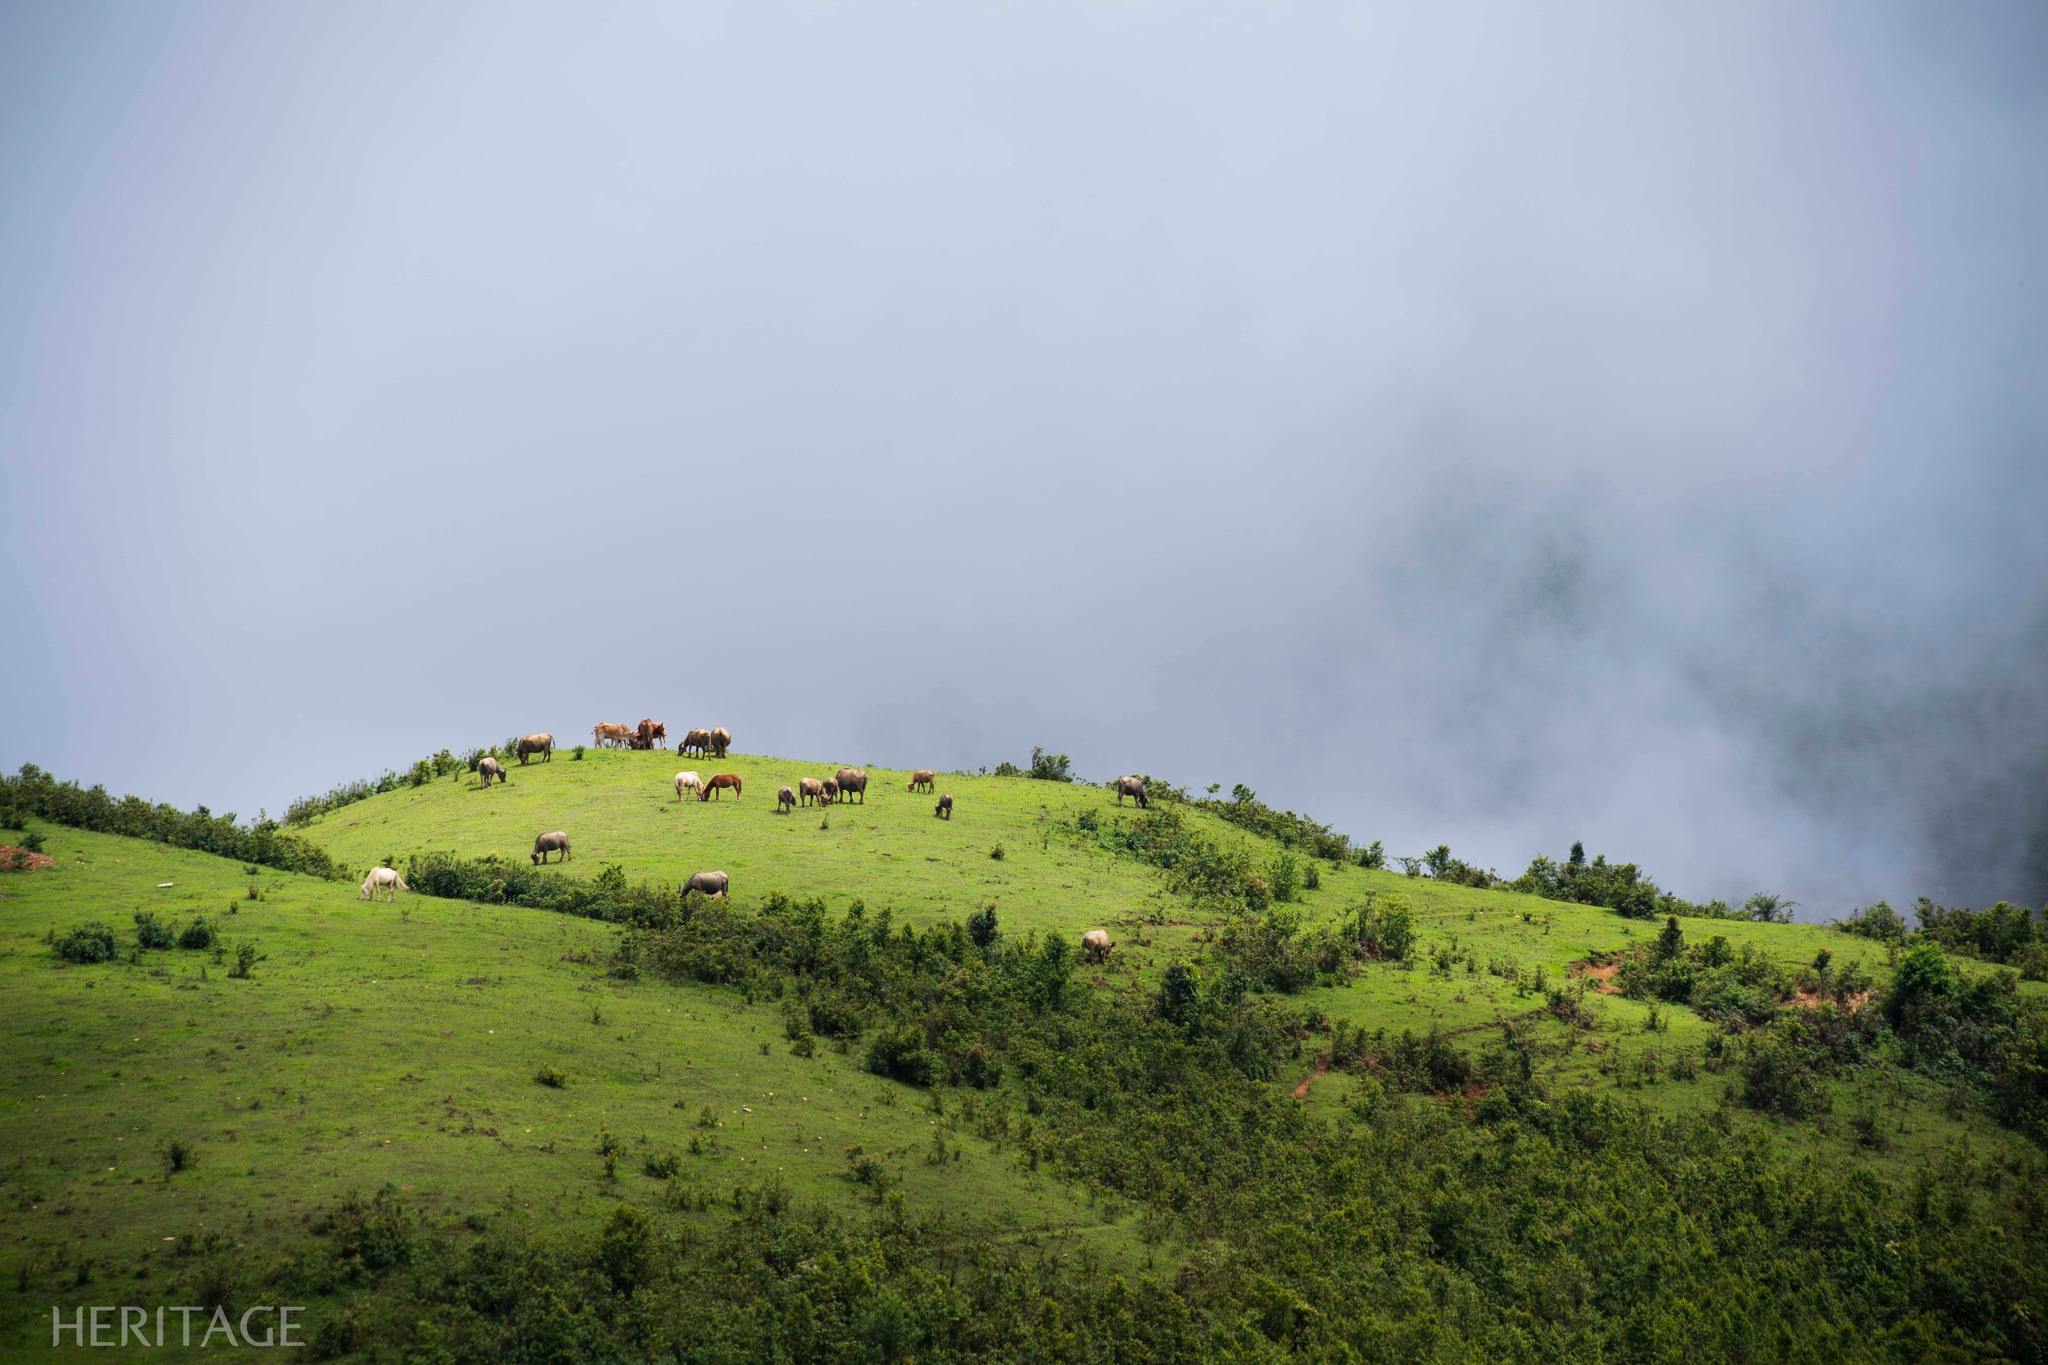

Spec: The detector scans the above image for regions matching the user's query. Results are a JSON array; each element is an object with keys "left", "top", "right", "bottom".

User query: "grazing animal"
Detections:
[
  {"left": 1082, "top": 929, "right": 1112, "bottom": 964},
  {"left": 699, "top": 773, "right": 742, "bottom": 801},
  {"left": 821, "top": 778, "right": 839, "bottom": 804},
  {"left": 636, "top": 719, "right": 667, "bottom": 749},
  {"left": 710, "top": 726, "right": 732, "bottom": 759},
  {"left": 907, "top": 769, "right": 936, "bottom": 793},
  {"left": 935, "top": 792, "right": 953, "bottom": 819},
  {"left": 683, "top": 870, "right": 729, "bottom": 899},
  {"left": 360, "top": 866, "right": 409, "bottom": 902},
  {"left": 626, "top": 733, "right": 652, "bottom": 750},
  {"left": 531, "top": 831, "right": 572, "bottom": 864},
  {"left": 674, "top": 771, "right": 703, "bottom": 801},
  {"left": 515, "top": 733, "right": 553, "bottom": 764},
  {"left": 478, "top": 756, "right": 506, "bottom": 788},
  {"left": 799, "top": 777, "right": 826, "bottom": 806},
  {"left": 777, "top": 784, "right": 797, "bottom": 814},
  {"left": 594, "top": 722, "right": 633, "bottom": 748},
  {"left": 1113, "top": 775, "right": 1149, "bottom": 809},
  {"left": 833, "top": 767, "right": 868, "bottom": 804},
  {"left": 680, "top": 728, "right": 712, "bottom": 757}
]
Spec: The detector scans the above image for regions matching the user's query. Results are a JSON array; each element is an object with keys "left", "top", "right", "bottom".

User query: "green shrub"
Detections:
[
  {"left": 54, "top": 922, "right": 119, "bottom": 964},
  {"left": 19, "top": 830, "right": 45, "bottom": 854},
  {"left": 643, "top": 1151, "right": 682, "bottom": 1179},
  {"left": 176, "top": 917, "right": 217, "bottom": 951},
  {"left": 157, "top": 1137, "right": 194, "bottom": 1175},
  {"left": 534, "top": 1065, "right": 567, "bottom": 1088},
  {"left": 226, "top": 943, "right": 260, "bottom": 978},
  {"left": 133, "top": 912, "right": 175, "bottom": 950},
  {"left": 1027, "top": 747, "right": 1073, "bottom": 782}
]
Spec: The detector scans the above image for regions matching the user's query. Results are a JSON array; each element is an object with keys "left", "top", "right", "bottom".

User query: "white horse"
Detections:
[
  {"left": 360, "top": 866, "right": 409, "bottom": 902},
  {"left": 674, "top": 771, "right": 703, "bottom": 801}
]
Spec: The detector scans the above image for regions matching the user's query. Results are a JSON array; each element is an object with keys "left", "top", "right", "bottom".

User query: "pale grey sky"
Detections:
[{"left": 3, "top": 3, "right": 2044, "bottom": 916}]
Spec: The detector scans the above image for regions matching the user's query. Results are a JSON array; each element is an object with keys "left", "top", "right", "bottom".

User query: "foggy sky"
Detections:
[{"left": 3, "top": 3, "right": 2045, "bottom": 918}]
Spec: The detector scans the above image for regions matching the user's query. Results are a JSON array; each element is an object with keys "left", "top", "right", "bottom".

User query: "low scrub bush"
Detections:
[
  {"left": 133, "top": 912, "right": 175, "bottom": 950},
  {"left": 53, "top": 922, "right": 120, "bottom": 964}
]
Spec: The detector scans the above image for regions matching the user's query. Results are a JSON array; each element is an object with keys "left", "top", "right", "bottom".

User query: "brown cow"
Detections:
[
  {"left": 710, "top": 727, "right": 732, "bottom": 759},
  {"left": 594, "top": 722, "right": 633, "bottom": 748},
  {"left": 635, "top": 719, "right": 661, "bottom": 749},
  {"left": 680, "top": 728, "right": 712, "bottom": 758},
  {"left": 1112, "top": 775, "right": 1149, "bottom": 808},
  {"left": 834, "top": 767, "right": 868, "bottom": 804},
  {"left": 777, "top": 785, "right": 797, "bottom": 814},
  {"left": 907, "top": 769, "right": 936, "bottom": 793},
  {"left": 532, "top": 831, "right": 572, "bottom": 864},
  {"left": 699, "top": 773, "right": 742, "bottom": 801},
  {"left": 515, "top": 733, "right": 552, "bottom": 764},
  {"left": 1082, "top": 929, "right": 1112, "bottom": 964},
  {"left": 799, "top": 777, "right": 827, "bottom": 807},
  {"left": 935, "top": 792, "right": 953, "bottom": 819}
]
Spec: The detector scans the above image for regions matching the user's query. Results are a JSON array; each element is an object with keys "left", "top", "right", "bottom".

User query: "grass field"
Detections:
[
  {"left": 2, "top": 750, "right": 2036, "bottom": 1357},
  {"left": 0, "top": 818, "right": 1146, "bottom": 1359}
]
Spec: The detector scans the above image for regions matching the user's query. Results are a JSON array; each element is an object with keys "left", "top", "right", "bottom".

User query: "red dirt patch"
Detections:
[
  {"left": 1292, "top": 1057, "right": 1331, "bottom": 1099},
  {"left": 1571, "top": 955, "right": 1624, "bottom": 994},
  {"left": 1789, "top": 988, "right": 1874, "bottom": 1011},
  {"left": 0, "top": 846, "right": 54, "bottom": 872}
]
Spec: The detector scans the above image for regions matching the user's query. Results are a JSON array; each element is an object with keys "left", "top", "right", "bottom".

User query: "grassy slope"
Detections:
[
  {"left": 4, "top": 752, "right": 2034, "bottom": 1356},
  {"left": 0, "top": 820, "right": 1139, "bottom": 1360}
]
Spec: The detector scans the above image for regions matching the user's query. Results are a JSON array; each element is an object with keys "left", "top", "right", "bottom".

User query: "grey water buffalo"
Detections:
[
  {"left": 680, "top": 728, "right": 712, "bottom": 757},
  {"left": 799, "top": 777, "right": 827, "bottom": 807},
  {"left": 833, "top": 767, "right": 867, "bottom": 803},
  {"left": 777, "top": 785, "right": 797, "bottom": 814},
  {"left": 710, "top": 727, "right": 732, "bottom": 759},
  {"left": 515, "top": 733, "right": 553, "bottom": 764},
  {"left": 593, "top": 722, "right": 633, "bottom": 748},
  {"left": 820, "top": 778, "right": 839, "bottom": 804},
  {"left": 1112, "top": 775, "right": 1149, "bottom": 808},
  {"left": 935, "top": 793, "right": 953, "bottom": 819},
  {"left": 1082, "top": 929, "right": 1112, "bottom": 964},
  {"left": 700, "top": 773, "right": 742, "bottom": 800},
  {"left": 360, "top": 866, "right": 409, "bottom": 902},
  {"left": 907, "top": 769, "right": 936, "bottom": 793},
  {"left": 674, "top": 771, "right": 703, "bottom": 801},
  {"left": 683, "top": 870, "right": 729, "bottom": 899},
  {"left": 478, "top": 756, "right": 506, "bottom": 788},
  {"left": 531, "top": 831, "right": 571, "bottom": 864}
]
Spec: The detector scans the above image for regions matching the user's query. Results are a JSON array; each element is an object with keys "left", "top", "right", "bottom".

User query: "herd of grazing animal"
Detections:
[{"left": 385, "top": 722, "right": 1141, "bottom": 967}]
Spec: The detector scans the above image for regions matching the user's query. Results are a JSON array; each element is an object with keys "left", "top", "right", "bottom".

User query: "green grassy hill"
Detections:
[{"left": 2, "top": 751, "right": 2043, "bottom": 1360}]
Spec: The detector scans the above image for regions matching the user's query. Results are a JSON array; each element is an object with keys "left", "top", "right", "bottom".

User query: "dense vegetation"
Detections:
[{"left": 315, "top": 890, "right": 2048, "bottom": 1362}]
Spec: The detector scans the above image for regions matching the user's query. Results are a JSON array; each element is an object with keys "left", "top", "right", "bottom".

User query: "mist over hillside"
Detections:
[{"left": 1, "top": 3, "right": 2043, "bottom": 919}]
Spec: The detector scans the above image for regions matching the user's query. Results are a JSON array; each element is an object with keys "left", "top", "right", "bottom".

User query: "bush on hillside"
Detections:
[
  {"left": 54, "top": 921, "right": 120, "bottom": 964},
  {"left": 1028, "top": 747, "right": 1072, "bottom": 782},
  {"left": 133, "top": 912, "right": 174, "bottom": 950},
  {"left": 177, "top": 917, "right": 217, "bottom": 951}
]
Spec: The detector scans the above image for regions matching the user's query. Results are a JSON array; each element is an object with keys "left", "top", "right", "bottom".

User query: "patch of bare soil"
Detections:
[
  {"left": 0, "top": 846, "right": 53, "bottom": 872},
  {"left": 1572, "top": 955, "right": 1624, "bottom": 994},
  {"left": 1292, "top": 1057, "right": 1331, "bottom": 1099},
  {"left": 1789, "top": 988, "right": 1874, "bottom": 1011}
]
